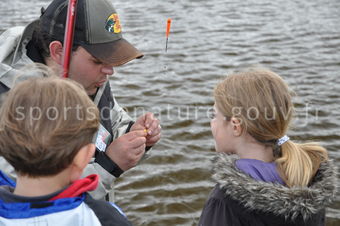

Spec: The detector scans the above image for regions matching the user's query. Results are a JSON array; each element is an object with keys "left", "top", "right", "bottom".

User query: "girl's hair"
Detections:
[
  {"left": 214, "top": 68, "right": 328, "bottom": 187},
  {"left": 0, "top": 68, "right": 99, "bottom": 177}
]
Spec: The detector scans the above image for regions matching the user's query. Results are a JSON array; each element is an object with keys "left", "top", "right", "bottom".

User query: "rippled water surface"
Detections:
[{"left": 1, "top": 0, "right": 340, "bottom": 225}]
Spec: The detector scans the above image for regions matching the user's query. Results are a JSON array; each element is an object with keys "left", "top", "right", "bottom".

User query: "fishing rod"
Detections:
[{"left": 62, "top": 0, "right": 78, "bottom": 78}]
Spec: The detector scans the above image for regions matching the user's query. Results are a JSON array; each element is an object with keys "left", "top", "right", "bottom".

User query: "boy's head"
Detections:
[{"left": 0, "top": 74, "right": 99, "bottom": 178}]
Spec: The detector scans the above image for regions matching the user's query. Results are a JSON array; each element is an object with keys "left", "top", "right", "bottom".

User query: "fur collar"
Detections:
[{"left": 212, "top": 154, "right": 338, "bottom": 220}]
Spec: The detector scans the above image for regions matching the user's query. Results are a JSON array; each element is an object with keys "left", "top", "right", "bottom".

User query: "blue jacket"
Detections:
[{"left": 0, "top": 171, "right": 132, "bottom": 226}]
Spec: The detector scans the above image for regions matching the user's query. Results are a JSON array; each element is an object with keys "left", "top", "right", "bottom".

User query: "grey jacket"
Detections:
[{"left": 0, "top": 21, "right": 133, "bottom": 200}]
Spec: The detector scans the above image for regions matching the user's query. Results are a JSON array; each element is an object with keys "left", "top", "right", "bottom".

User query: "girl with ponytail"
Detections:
[{"left": 199, "top": 68, "right": 337, "bottom": 226}]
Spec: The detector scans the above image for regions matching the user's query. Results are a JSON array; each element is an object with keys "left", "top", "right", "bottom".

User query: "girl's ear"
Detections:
[
  {"left": 70, "top": 144, "right": 95, "bottom": 182},
  {"left": 231, "top": 117, "right": 242, "bottom": 136},
  {"left": 49, "top": 41, "right": 64, "bottom": 65}
]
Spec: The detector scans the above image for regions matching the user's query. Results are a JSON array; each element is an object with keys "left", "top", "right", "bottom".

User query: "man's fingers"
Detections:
[
  {"left": 125, "top": 130, "right": 147, "bottom": 141},
  {"left": 144, "top": 112, "right": 155, "bottom": 128},
  {"left": 147, "top": 119, "right": 161, "bottom": 135},
  {"left": 135, "top": 144, "right": 146, "bottom": 156},
  {"left": 146, "top": 133, "right": 161, "bottom": 146},
  {"left": 129, "top": 136, "right": 146, "bottom": 148}
]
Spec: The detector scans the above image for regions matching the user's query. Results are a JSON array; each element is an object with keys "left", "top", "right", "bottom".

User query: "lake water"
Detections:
[{"left": 1, "top": 0, "right": 339, "bottom": 225}]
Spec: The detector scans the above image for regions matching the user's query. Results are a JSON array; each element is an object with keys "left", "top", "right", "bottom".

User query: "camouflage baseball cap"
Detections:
[{"left": 40, "top": 0, "right": 143, "bottom": 66}]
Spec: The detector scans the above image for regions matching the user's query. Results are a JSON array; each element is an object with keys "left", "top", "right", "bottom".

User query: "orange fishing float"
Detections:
[{"left": 165, "top": 18, "right": 172, "bottom": 52}]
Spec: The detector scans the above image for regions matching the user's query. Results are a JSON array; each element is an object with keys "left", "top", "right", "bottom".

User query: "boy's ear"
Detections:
[
  {"left": 49, "top": 41, "right": 63, "bottom": 65},
  {"left": 231, "top": 117, "right": 242, "bottom": 136},
  {"left": 72, "top": 144, "right": 95, "bottom": 172}
]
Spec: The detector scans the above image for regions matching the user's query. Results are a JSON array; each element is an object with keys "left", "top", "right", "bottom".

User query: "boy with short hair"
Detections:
[{"left": 0, "top": 75, "right": 132, "bottom": 225}]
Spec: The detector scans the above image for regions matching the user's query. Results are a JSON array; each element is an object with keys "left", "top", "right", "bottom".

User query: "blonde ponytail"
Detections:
[{"left": 276, "top": 141, "right": 328, "bottom": 187}]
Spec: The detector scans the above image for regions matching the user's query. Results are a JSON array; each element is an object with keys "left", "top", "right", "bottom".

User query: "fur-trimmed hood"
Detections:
[{"left": 212, "top": 154, "right": 338, "bottom": 221}]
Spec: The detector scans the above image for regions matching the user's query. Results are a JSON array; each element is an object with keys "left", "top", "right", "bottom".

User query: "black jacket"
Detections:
[{"left": 198, "top": 154, "right": 337, "bottom": 226}]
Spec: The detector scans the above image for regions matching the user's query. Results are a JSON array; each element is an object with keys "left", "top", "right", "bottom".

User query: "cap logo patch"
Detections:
[{"left": 105, "top": 14, "right": 121, "bottom": 34}]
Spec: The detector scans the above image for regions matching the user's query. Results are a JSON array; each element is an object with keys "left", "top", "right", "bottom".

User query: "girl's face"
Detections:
[{"left": 210, "top": 104, "right": 236, "bottom": 154}]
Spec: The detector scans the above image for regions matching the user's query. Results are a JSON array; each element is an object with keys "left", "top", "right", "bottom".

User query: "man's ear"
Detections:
[
  {"left": 49, "top": 41, "right": 63, "bottom": 65},
  {"left": 231, "top": 117, "right": 242, "bottom": 136}
]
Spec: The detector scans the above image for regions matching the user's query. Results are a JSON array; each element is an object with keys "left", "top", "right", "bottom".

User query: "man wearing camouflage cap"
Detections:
[{"left": 0, "top": 0, "right": 161, "bottom": 201}]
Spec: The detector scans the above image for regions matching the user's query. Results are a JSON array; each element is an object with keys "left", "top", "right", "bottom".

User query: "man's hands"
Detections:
[
  {"left": 105, "top": 130, "right": 146, "bottom": 171},
  {"left": 105, "top": 113, "right": 161, "bottom": 172},
  {"left": 130, "top": 112, "right": 161, "bottom": 147}
]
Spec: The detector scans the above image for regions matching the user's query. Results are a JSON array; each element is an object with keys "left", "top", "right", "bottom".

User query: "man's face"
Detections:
[{"left": 68, "top": 46, "right": 115, "bottom": 95}]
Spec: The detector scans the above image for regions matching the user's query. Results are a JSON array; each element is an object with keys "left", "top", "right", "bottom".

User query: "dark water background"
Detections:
[{"left": 1, "top": 0, "right": 339, "bottom": 225}]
